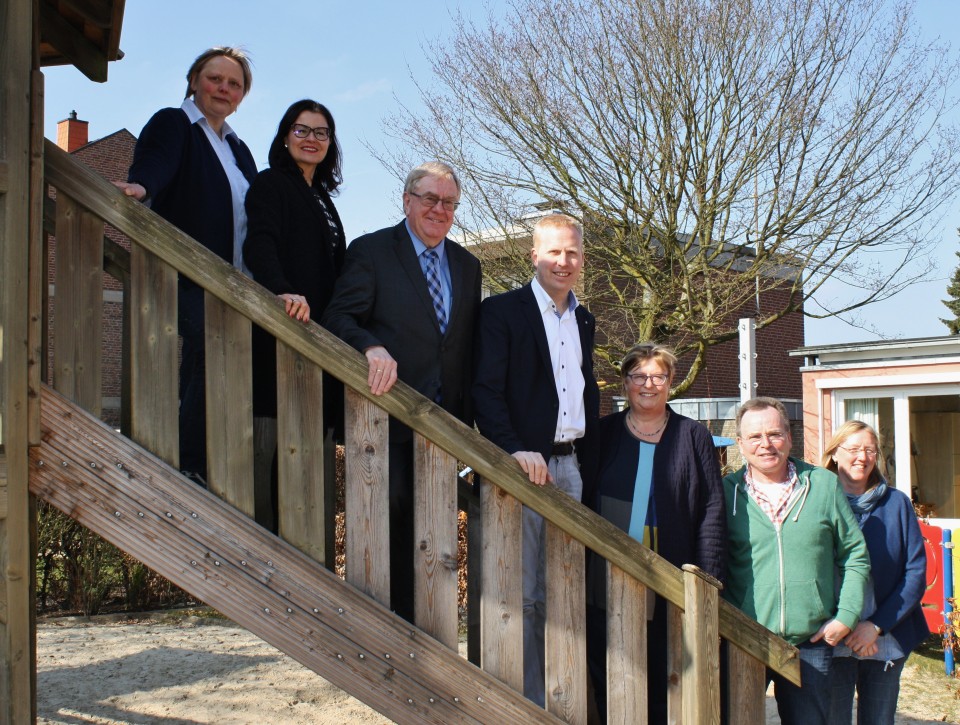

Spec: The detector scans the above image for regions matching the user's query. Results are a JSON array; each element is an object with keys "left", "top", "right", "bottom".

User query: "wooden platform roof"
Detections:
[{"left": 39, "top": 0, "right": 126, "bottom": 82}]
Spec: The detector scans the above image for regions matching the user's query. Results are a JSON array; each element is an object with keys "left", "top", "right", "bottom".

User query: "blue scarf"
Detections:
[{"left": 845, "top": 480, "right": 887, "bottom": 520}]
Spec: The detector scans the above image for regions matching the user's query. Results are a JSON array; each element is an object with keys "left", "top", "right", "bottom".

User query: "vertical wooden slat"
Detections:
[
  {"left": 545, "top": 522, "right": 587, "bottom": 724},
  {"left": 727, "top": 644, "right": 766, "bottom": 725},
  {"left": 607, "top": 564, "right": 647, "bottom": 725},
  {"left": 0, "top": 0, "right": 36, "bottom": 715},
  {"left": 119, "top": 275, "right": 131, "bottom": 436},
  {"left": 129, "top": 246, "right": 178, "bottom": 466},
  {"left": 53, "top": 194, "right": 103, "bottom": 415},
  {"left": 27, "top": 69, "right": 44, "bottom": 445},
  {"left": 413, "top": 433, "right": 458, "bottom": 648},
  {"left": 204, "top": 293, "right": 254, "bottom": 516},
  {"left": 276, "top": 341, "right": 327, "bottom": 561},
  {"left": 479, "top": 480, "right": 523, "bottom": 689},
  {"left": 666, "top": 601, "right": 683, "bottom": 724},
  {"left": 681, "top": 565, "right": 721, "bottom": 725},
  {"left": 344, "top": 388, "right": 390, "bottom": 606}
]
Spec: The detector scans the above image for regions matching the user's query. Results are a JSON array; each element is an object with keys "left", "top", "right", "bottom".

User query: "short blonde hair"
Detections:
[
  {"left": 821, "top": 420, "right": 886, "bottom": 487},
  {"left": 620, "top": 342, "right": 677, "bottom": 383},
  {"left": 185, "top": 46, "right": 253, "bottom": 99},
  {"left": 532, "top": 214, "right": 582, "bottom": 250}
]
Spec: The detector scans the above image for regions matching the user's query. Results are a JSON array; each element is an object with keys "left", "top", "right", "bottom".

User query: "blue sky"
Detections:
[{"left": 42, "top": 1, "right": 959, "bottom": 346}]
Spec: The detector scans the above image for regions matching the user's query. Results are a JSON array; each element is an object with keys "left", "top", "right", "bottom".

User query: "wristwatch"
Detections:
[{"left": 872, "top": 622, "right": 883, "bottom": 636}]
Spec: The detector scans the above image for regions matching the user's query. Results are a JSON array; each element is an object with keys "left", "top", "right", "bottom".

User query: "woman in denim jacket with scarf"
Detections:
[{"left": 822, "top": 420, "right": 928, "bottom": 725}]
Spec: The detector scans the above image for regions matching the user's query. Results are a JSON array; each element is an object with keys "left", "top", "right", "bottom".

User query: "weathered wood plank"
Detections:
[
  {"left": 681, "top": 565, "right": 721, "bottom": 725},
  {"left": 666, "top": 602, "right": 683, "bottom": 724},
  {"left": 27, "top": 69, "right": 44, "bottom": 445},
  {"left": 44, "top": 142, "right": 801, "bottom": 683},
  {"left": 479, "top": 480, "right": 523, "bottom": 690},
  {"left": 276, "top": 341, "right": 327, "bottom": 563},
  {"left": 607, "top": 564, "right": 647, "bottom": 725},
  {"left": 30, "top": 385, "right": 561, "bottom": 725},
  {"left": 203, "top": 293, "right": 254, "bottom": 516},
  {"left": 128, "top": 246, "right": 178, "bottom": 466},
  {"left": 1, "top": 0, "right": 37, "bottom": 716},
  {"left": 545, "top": 522, "right": 587, "bottom": 725},
  {"left": 413, "top": 434, "right": 458, "bottom": 649},
  {"left": 344, "top": 388, "right": 390, "bottom": 607},
  {"left": 727, "top": 644, "right": 766, "bottom": 725},
  {"left": 53, "top": 194, "right": 103, "bottom": 415}
]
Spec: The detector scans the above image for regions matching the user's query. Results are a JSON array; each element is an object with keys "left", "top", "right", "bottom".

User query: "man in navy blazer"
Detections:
[
  {"left": 323, "top": 162, "right": 481, "bottom": 622},
  {"left": 472, "top": 213, "right": 600, "bottom": 706}
]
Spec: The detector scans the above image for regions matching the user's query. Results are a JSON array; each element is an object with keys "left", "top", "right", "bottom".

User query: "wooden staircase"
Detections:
[
  {"left": 11, "top": 140, "right": 802, "bottom": 723},
  {"left": 30, "top": 385, "right": 551, "bottom": 724}
]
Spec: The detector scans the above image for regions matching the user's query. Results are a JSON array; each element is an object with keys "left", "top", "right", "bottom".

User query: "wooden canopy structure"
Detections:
[{"left": 1, "top": 3, "right": 799, "bottom": 723}]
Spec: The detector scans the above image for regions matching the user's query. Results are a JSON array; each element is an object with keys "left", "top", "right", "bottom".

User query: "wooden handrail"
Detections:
[{"left": 43, "top": 139, "right": 799, "bottom": 683}]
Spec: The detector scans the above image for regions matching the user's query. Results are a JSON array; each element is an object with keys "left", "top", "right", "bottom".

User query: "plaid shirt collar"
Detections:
[{"left": 744, "top": 460, "right": 800, "bottom": 526}]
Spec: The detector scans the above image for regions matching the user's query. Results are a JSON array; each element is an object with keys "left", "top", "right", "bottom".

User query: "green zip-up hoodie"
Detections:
[{"left": 723, "top": 458, "right": 869, "bottom": 645}]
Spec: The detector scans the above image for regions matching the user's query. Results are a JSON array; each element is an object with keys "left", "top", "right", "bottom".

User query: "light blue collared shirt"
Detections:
[
  {"left": 181, "top": 98, "right": 251, "bottom": 276},
  {"left": 406, "top": 221, "right": 452, "bottom": 321}
]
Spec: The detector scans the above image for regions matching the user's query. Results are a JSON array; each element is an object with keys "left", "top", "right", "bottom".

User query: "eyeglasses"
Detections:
[
  {"left": 741, "top": 432, "right": 787, "bottom": 448},
  {"left": 838, "top": 445, "right": 878, "bottom": 458},
  {"left": 290, "top": 124, "right": 331, "bottom": 141},
  {"left": 625, "top": 373, "right": 668, "bottom": 386},
  {"left": 408, "top": 191, "right": 460, "bottom": 212}
]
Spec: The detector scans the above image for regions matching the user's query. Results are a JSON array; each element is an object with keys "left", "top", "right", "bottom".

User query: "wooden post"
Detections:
[
  {"left": 479, "top": 480, "right": 523, "bottom": 690},
  {"left": 727, "top": 644, "right": 766, "bottom": 725},
  {"left": 681, "top": 564, "right": 721, "bottom": 725},
  {"left": 204, "top": 293, "right": 254, "bottom": 516},
  {"left": 0, "top": 0, "right": 38, "bottom": 717},
  {"left": 52, "top": 193, "right": 103, "bottom": 415},
  {"left": 344, "top": 388, "right": 390, "bottom": 606},
  {"left": 545, "top": 522, "right": 587, "bottom": 724},
  {"left": 129, "top": 246, "right": 178, "bottom": 466},
  {"left": 413, "top": 434, "right": 458, "bottom": 648},
  {"left": 276, "top": 341, "right": 327, "bottom": 562},
  {"left": 607, "top": 564, "right": 648, "bottom": 724}
]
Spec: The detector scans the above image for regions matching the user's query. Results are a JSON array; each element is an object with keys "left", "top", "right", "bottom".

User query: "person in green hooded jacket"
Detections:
[{"left": 723, "top": 397, "right": 869, "bottom": 725}]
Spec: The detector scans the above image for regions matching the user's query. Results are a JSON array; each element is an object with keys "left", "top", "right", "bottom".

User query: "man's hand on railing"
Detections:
[
  {"left": 364, "top": 346, "right": 398, "bottom": 395},
  {"left": 279, "top": 294, "right": 310, "bottom": 322},
  {"left": 112, "top": 181, "right": 147, "bottom": 201},
  {"left": 512, "top": 450, "right": 553, "bottom": 486}
]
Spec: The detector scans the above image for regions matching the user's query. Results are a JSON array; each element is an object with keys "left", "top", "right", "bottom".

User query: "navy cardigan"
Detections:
[
  {"left": 127, "top": 107, "right": 257, "bottom": 264},
  {"left": 582, "top": 407, "right": 727, "bottom": 583},
  {"left": 858, "top": 486, "right": 930, "bottom": 654}
]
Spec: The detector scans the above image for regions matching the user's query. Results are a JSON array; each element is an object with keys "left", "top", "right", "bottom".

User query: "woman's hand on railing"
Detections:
[
  {"left": 364, "top": 346, "right": 398, "bottom": 395},
  {"left": 279, "top": 294, "right": 310, "bottom": 322},
  {"left": 111, "top": 181, "right": 147, "bottom": 201}
]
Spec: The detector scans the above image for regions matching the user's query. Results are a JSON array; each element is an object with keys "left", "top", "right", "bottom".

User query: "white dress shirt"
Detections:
[{"left": 530, "top": 278, "right": 586, "bottom": 443}]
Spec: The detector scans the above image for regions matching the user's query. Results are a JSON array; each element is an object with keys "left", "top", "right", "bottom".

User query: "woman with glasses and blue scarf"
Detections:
[{"left": 821, "top": 420, "right": 928, "bottom": 725}]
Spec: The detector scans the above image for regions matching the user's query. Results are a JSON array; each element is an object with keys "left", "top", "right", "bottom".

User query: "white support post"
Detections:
[{"left": 739, "top": 318, "right": 757, "bottom": 404}]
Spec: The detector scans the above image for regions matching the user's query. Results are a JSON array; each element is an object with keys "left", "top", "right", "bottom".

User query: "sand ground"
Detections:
[{"left": 35, "top": 614, "right": 954, "bottom": 724}]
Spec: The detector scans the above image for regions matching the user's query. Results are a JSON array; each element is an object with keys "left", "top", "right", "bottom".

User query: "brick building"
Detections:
[{"left": 49, "top": 112, "right": 136, "bottom": 427}]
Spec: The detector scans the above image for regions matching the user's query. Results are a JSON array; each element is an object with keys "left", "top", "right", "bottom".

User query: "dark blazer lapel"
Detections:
[
  {"left": 393, "top": 223, "right": 441, "bottom": 331},
  {"left": 520, "top": 284, "right": 553, "bottom": 374},
  {"left": 445, "top": 242, "right": 466, "bottom": 332},
  {"left": 575, "top": 305, "right": 594, "bottom": 374}
]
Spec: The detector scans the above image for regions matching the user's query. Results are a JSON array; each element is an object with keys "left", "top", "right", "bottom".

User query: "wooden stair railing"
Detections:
[
  {"left": 30, "top": 385, "right": 557, "bottom": 725},
  {"left": 40, "top": 138, "right": 800, "bottom": 724}
]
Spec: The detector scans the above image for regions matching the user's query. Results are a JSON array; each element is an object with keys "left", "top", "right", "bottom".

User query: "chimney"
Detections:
[{"left": 57, "top": 110, "right": 89, "bottom": 152}]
